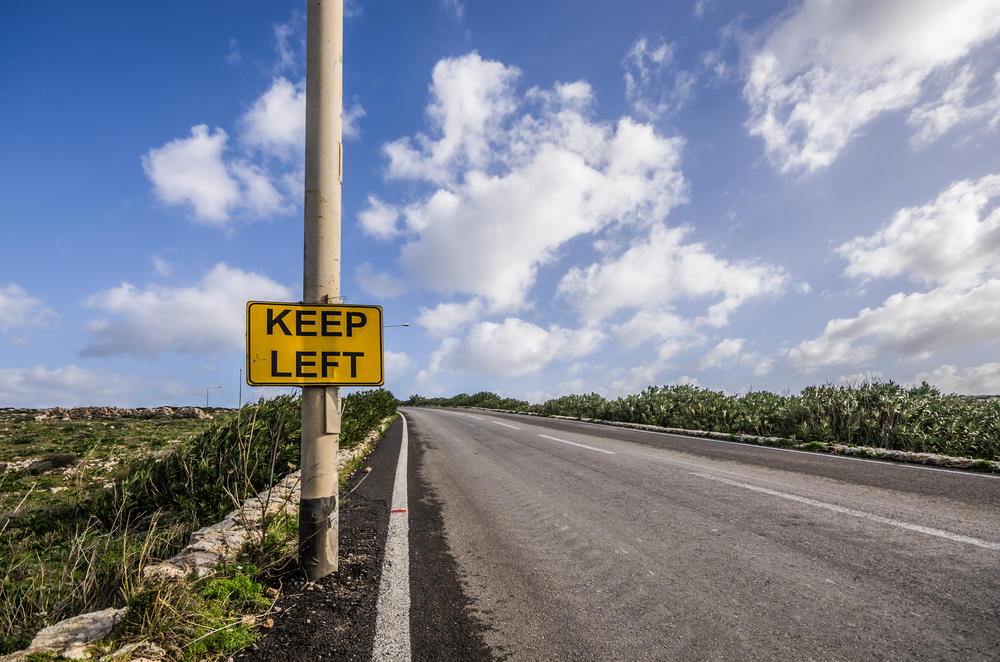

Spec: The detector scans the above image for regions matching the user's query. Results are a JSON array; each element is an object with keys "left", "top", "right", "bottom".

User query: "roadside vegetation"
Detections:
[
  {"left": 0, "top": 388, "right": 397, "bottom": 658},
  {"left": 406, "top": 381, "right": 1000, "bottom": 463}
]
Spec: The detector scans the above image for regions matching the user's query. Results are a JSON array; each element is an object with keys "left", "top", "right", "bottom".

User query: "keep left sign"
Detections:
[{"left": 246, "top": 302, "right": 384, "bottom": 386}]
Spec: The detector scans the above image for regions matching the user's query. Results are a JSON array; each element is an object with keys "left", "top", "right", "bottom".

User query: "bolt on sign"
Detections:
[{"left": 246, "top": 302, "right": 383, "bottom": 386}]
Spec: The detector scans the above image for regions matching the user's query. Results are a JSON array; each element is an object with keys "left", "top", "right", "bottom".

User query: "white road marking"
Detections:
[
  {"left": 492, "top": 420, "right": 521, "bottom": 430},
  {"left": 692, "top": 472, "right": 1000, "bottom": 551},
  {"left": 550, "top": 417, "right": 1000, "bottom": 480},
  {"left": 466, "top": 414, "right": 484, "bottom": 420},
  {"left": 539, "top": 434, "right": 615, "bottom": 455},
  {"left": 373, "top": 415, "right": 411, "bottom": 661}
]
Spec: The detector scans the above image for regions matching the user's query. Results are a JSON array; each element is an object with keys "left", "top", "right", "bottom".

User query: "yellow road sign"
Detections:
[{"left": 246, "top": 302, "right": 383, "bottom": 386}]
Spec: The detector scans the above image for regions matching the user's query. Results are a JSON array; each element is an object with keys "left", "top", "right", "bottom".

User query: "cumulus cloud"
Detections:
[
  {"left": 911, "top": 362, "right": 1000, "bottom": 395},
  {"left": 82, "top": 263, "right": 292, "bottom": 358},
  {"left": 558, "top": 223, "right": 787, "bottom": 336},
  {"left": 0, "top": 284, "right": 53, "bottom": 331},
  {"left": 695, "top": 338, "right": 745, "bottom": 370},
  {"left": 143, "top": 125, "right": 239, "bottom": 223},
  {"left": 416, "top": 299, "right": 484, "bottom": 336},
  {"left": 358, "top": 195, "right": 402, "bottom": 240},
  {"left": 367, "top": 52, "right": 688, "bottom": 315},
  {"left": 355, "top": 263, "right": 407, "bottom": 298},
  {"left": 421, "top": 318, "right": 606, "bottom": 378},
  {"left": 241, "top": 77, "right": 306, "bottom": 161},
  {"left": 384, "top": 53, "right": 521, "bottom": 184},
  {"left": 788, "top": 280, "right": 1000, "bottom": 368},
  {"left": 838, "top": 174, "right": 1000, "bottom": 287},
  {"left": 743, "top": 0, "right": 1000, "bottom": 173},
  {"left": 0, "top": 365, "right": 144, "bottom": 408},
  {"left": 793, "top": 174, "right": 1000, "bottom": 368},
  {"left": 384, "top": 351, "right": 414, "bottom": 382},
  {"left": 147, "top": 17, "right": 368, "bottom": 228},
  {"left": 359, "top": 52, "right": 790, "bottom": 381},
  {"left": 142, "top": 125, "right": 288, "bottom": 226}
]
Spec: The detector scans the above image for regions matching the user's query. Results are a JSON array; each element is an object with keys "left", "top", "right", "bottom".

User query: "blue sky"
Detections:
[{"left": 3, "top": 0, "right": 1000, "bottom": 408}]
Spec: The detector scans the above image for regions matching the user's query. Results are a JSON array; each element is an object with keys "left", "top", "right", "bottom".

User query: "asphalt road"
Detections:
[{"left": 399, "top": 407, "right": 1000, "bottom": 661}]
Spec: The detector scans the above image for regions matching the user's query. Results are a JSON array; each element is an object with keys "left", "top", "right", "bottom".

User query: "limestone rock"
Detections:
[{"left": 24, "top": 606, "right": 126, "bottom": 659}]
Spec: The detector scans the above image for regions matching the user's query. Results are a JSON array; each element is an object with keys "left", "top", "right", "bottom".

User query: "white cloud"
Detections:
[
  {"left": 229, "top": 161, "right": 288, "bottom": 216},
  {"left": 424, "top": 318, "right": 606, "bottom": 378},
  {"left": 837, "top": 370, "right": 884, "bottom": 386},
  {"left": 440, "top": 0, "right": 465, "bottom": 22},
  {"left": 623, "top": 37, "right": 693, "bottom": 119},
  {"left": 142, "top": 125, "right": 288, "bottom": 226},
  {"left": 911, "top": 362, "right": 1000, "bottom": 395},
  {"left": 273, "top": 18, "right": 303, "bottom": 74},
  {"left": 375, "top": 52, "right": 688, "bottom": 314},
  {"left": 143, "top": 125, "right": 240, "bottom": 224},
  {"left": 384, "top": 351, "right": 414, "bottom": 382},
  {"left": 0, "top": 365, "right": 143, "bottom": 408},
  {"left": 696, "top": 337, "right": 745, "bottom": 370},
  {"left": 743, "top": 0, "right": 1000, "bottom": 173},
  {"left": 241, "top": 77, "right": 306, "bottom": 161},
  {"left": 838, "top": 174, "right": 1000, "bottom": 287},
  {"left": 795, "top": 173, "right": 1000, "bottom": 368},
  {"left": 416, "top": 299, "right": 484, "bottom": 336},
  {"left": 152, "top": 257, "right": 173, "bottom": 276},
  {"left": 752, "top": 357, "right": 775, "bottom": 376},
  {"left": 558, "top": 223, "right": 787, "bottom": 332},
  {"left": 226, "top": 38, "right": 241, "bottom": 65},
  {"left": 787, "top": 280, "right": 1000, "bottom": 368},
  {"left": 604, "top": 361, "right": 672, "bottom": 399},
  {"left": 0, "top": 284, "right": 53, "bottom": 331},
  {"left": 355, "top": 263, "right": 407, "bottom": 298},
  {"left": 82, "top": 263, "right": 292, "bottom": 358},
  {"left": 344, "top": 0, "right": 363, "bottom": 19},
  {"left": 344, "top": 100, "right": 366, "bottom": 140},
  {"left": 358, "top": 195, "right": 402, "bottom": 240},
  {"left": 908, "top": 68, "right": 1000, "bottom": 147},
  {"left": 384, "top": 52, "right": 520, "bottom": 184}
]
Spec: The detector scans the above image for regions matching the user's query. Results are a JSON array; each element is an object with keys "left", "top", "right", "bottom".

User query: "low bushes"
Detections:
[{"left": 408, "top": 382, "right": 1000, "bottom": 461}]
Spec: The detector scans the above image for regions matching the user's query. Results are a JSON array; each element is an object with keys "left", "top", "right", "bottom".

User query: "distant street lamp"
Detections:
[
  {"left": 385, "top": 323, "right": 410, "bottom": 327},
  {"left": 206, "top": 386, "right": 221, "bottom": 408}
]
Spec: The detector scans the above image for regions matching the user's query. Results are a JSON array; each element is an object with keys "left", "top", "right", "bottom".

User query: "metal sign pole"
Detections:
[{"left": 300, "top": 0, "right": 343, "bottom": 581}]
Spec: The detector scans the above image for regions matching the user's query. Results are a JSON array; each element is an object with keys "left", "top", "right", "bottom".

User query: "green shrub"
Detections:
[{"left": 410, "top": 381, "right": 1000, "bottom": 461}]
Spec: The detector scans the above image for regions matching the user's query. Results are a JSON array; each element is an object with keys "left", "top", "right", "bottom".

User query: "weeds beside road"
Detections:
[{"left": 0, "top": 388, "right": 397, "bottom": 659}]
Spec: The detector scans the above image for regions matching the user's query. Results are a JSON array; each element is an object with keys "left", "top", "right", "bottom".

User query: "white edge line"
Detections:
[
  {"left": 373, "top": 415, "right": 411, "bottom": 661},
  {"left": 491, "top": 420, "right": 521, "bottom": 430},
  {"left": 693, "top": 472, "right": 1000, "bottom": 551},
  {"left": 539, "top": 434, "right": 615, "bottom": 455},
  {"left": 466, "top": 414, "right": 484, "bottom": 420}
]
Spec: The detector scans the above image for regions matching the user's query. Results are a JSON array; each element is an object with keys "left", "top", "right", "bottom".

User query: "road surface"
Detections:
[{"left": 395, "top": 407, "right": 1000, "bottom": 661}]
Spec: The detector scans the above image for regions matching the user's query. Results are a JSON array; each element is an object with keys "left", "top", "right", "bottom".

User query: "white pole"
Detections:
[{"left": 300, "top": 0, "right": 344, "bottom": 580}]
